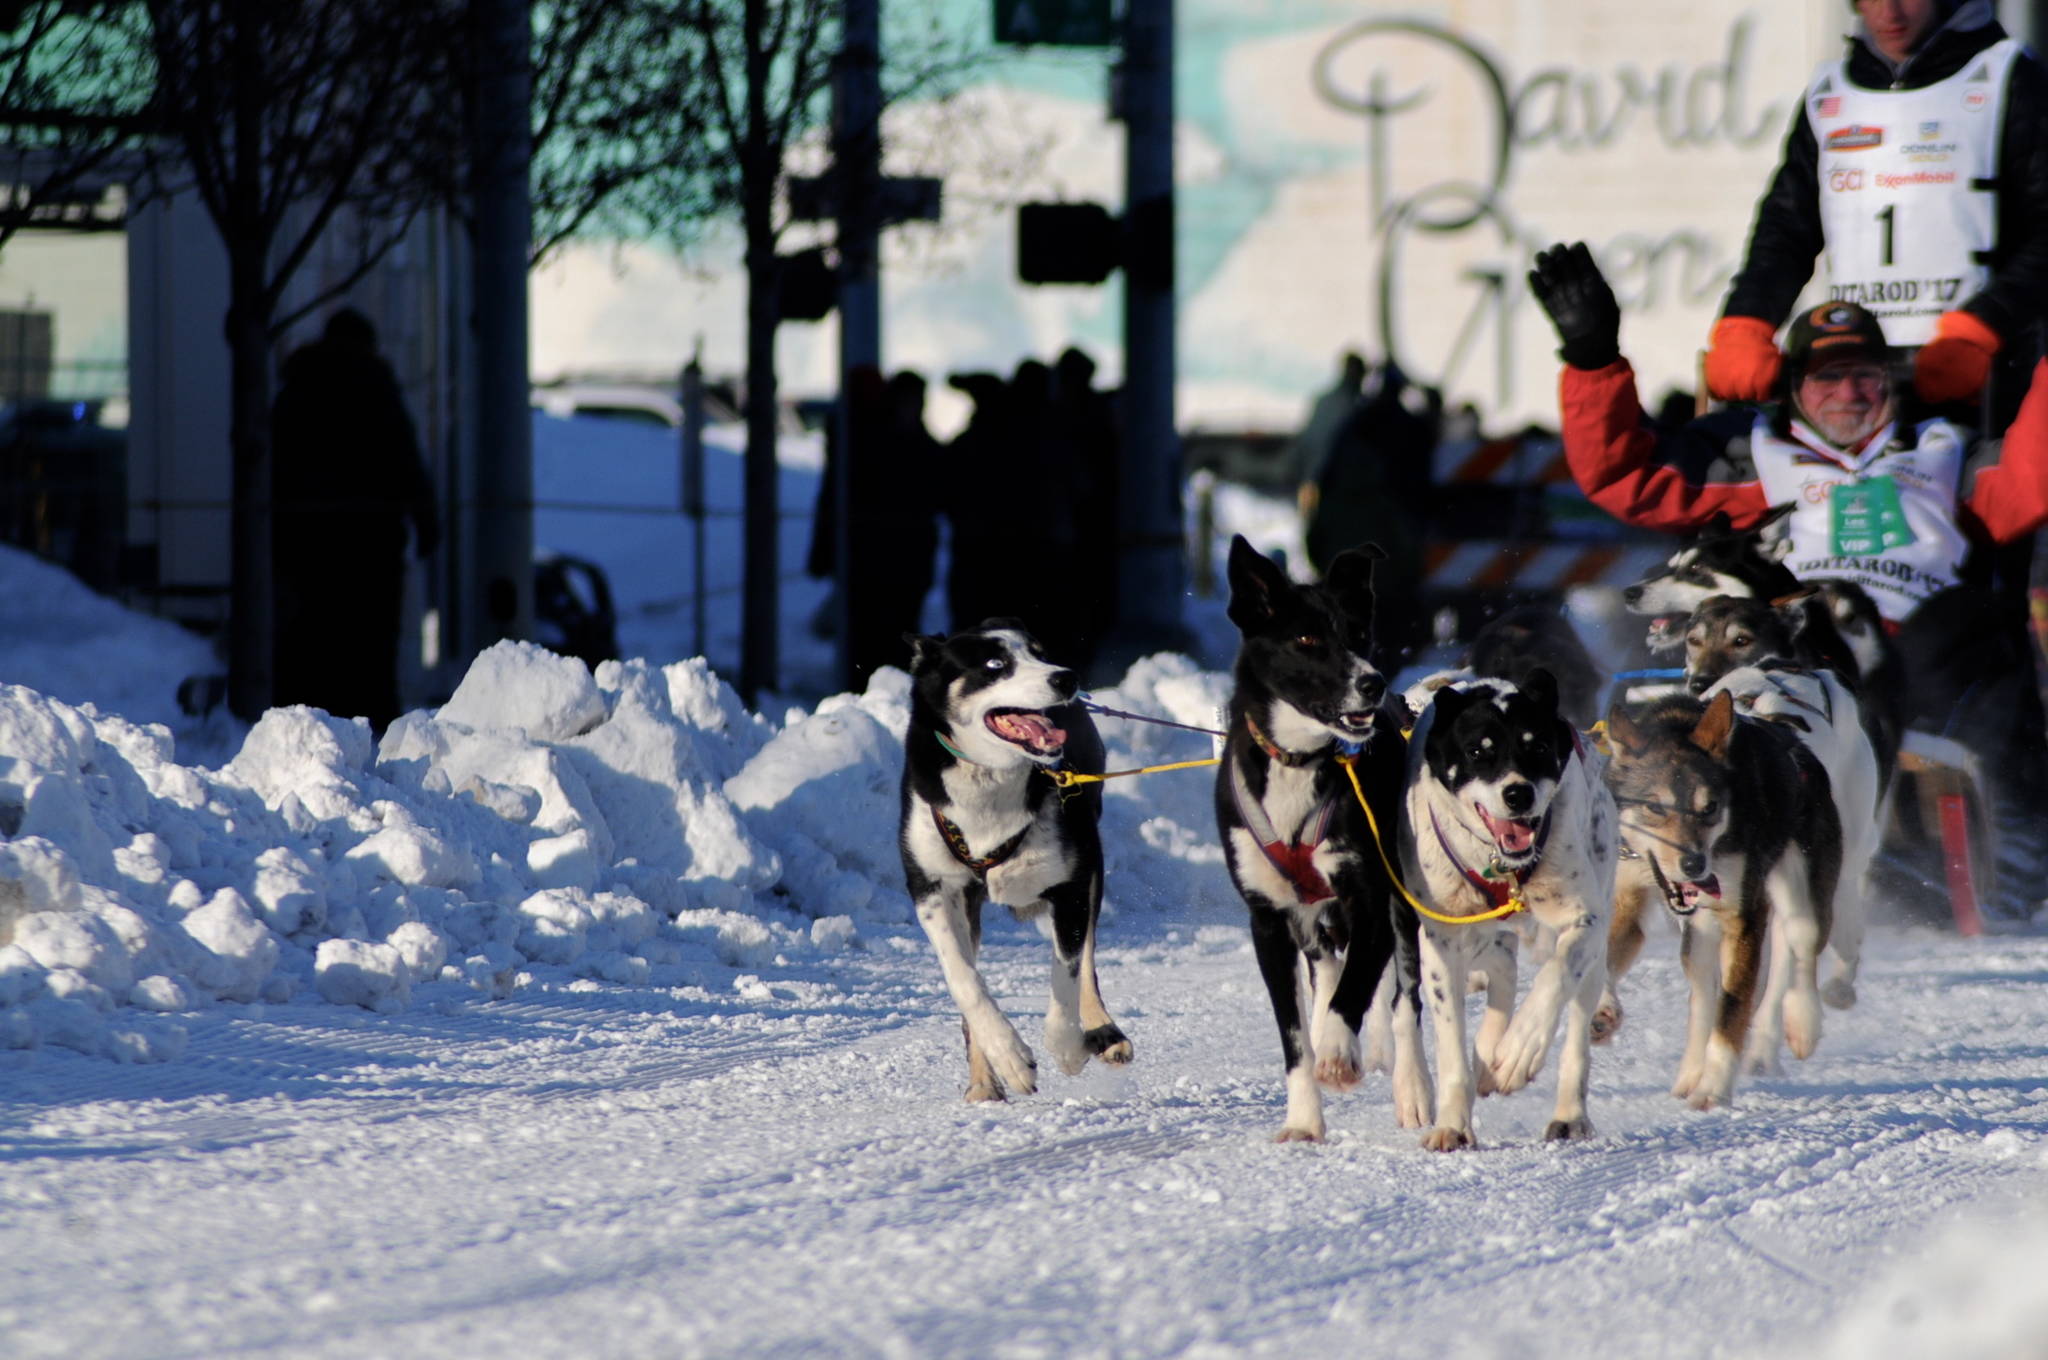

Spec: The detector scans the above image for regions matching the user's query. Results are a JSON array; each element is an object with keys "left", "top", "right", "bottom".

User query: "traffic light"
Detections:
[
  {"left": 778, "top": 249, "right": 836, "bottom": 322},
  {"left": 1017, "top": 202, "right": 1120, "bottom": 285}
]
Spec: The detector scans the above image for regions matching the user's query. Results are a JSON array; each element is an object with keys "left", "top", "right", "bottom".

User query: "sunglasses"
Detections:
[{"left": 1799, "top": 364, "right": 1888, "bottom": 391}]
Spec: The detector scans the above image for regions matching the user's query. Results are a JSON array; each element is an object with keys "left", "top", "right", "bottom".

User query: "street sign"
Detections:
[
  {"left": 994, "top": 0, "right": 1115, "bottom": 47},
  {"left": 786, "top": 173, "right": 943, "bottom": 225}
]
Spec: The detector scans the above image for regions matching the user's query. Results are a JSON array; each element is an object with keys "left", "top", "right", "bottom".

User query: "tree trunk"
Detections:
[
  {"left": 737, "top": 0, "right": 779, "bottom": 703},
  {"left": 225, "top": 7, "right": 273, "bottom": 722},
  {"left": 739, "top": 201, "right": 780, "bottom": 704},
  {"left": 224, "top": 264, "right": 275, "bottom": 721}
]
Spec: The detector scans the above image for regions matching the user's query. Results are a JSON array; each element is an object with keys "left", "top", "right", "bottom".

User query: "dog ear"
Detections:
[
  {"left": 1755, "top": 504, "right": 1796, "bottom": 559},
  {"left": 904, "top": 633, "right": 945, "bottom": 672},
  {"left": 1604, "top": 705, "right": 1648, "bottom": 757},
  {"left": 1225, "top": 534, "right": 1293, "bottom": 631},
  {"left": 1690, "top": 689, "right": 1737, "bottom": 759},
  {"left": 1427, "top": 682, "right": 1471, "bottom": 728},
  {"left": 1322, "top": 542, "right": 1385, "bottom": 602}
]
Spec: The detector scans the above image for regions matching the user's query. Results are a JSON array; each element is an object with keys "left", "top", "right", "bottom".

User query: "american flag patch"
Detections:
[{"left": 1817, "top": 96, "right": 1841, "bottom": 117}]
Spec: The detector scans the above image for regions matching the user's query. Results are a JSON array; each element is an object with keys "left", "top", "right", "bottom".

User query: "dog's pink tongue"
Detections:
[
  {"left": 1478, "top": 806, "right": 1536, "bottom": 854},
  {"left": 995, "top": 712, "right": 1065, "bottom": 748},
  {"left": 1680, "top": 875, "right": 1723, "bottom": 907}
]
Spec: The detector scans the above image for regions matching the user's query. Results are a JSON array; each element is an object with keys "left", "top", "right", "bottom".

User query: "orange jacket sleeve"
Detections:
[
  {"left": 1559, "top": 360, "right": 1771, "bottom": 532},
  {"left": 1961, "top": 359, "right": 2048, "bottom": 543}
]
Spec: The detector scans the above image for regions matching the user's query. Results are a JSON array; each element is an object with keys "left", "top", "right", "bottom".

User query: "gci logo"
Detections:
[{"left": 1829, "top": 168, "right": 1866, "bottom": 192}]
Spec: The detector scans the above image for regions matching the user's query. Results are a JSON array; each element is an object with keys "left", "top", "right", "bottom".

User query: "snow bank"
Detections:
[
  {"left": 0, "top": 543, "right": 219, "bottom": 733},
  {"left": 0, "top": 638, "right": 1231, "bottom": 1059}
]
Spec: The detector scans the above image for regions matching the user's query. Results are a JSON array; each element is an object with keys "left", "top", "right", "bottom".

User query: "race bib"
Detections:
[{"left": 1830, "top": 476, "right": 1917, "bottom": 555}]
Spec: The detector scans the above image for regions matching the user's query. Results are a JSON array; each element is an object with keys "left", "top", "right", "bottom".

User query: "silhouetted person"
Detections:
[
  {"left": 808, "top": 366, "right": 941, "bottom": 691},
  {"left": 1306, "top": 360, "right": 1439, "bottom": 666},
  {"left": 1052, "top": 346, "right": 1118, "bottom": 673},
  {"left": 946, "top": 359, "right": 1080, "bottom": 661},
  {"left": 1288, "top": 351, "right": 1367, "bottom": 517},
  {"left": 272, "top": 307, "right": 438, "bottom": 732}
]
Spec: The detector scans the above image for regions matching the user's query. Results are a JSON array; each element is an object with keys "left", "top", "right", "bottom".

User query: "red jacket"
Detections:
[{"left": 1558, "top": 358, "right": 2048, "bottom": 546}]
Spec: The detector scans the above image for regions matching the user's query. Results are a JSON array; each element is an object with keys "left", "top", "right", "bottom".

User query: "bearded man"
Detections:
[{"left": 1531, "top": 240, "right": 2048, "bottom": 926}]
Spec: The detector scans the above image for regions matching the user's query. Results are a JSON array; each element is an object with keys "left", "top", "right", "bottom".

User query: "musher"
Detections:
[{"left": 1532, "top": 239, "right": 2048, "bottom": 927}]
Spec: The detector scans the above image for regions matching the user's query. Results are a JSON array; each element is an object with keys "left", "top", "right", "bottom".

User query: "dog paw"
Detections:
[
  {"left": 1045, "top": 1020, "right": 1089, "bottom": 1078},
  {"left": 1741, "top": 1047, "right": 1783, "bottom": 1078},
  {"left": 1273, "top": 1125, "right": 1324, "bottom": 1145},
  {"left": 1687, "top": 1068, "right": 1735, "bottom": 1111},
  {"left": 986, "top": 1028, "right": 1038, "bottom": 1096},
  {"left": 1543, "top": 1117, "right": 1594, "bottom": 1142},
  {"left": 1362, "top": 1010, "right": 1393, "bottom": 1074},
  {"left": 1085, "top": 1024, "right": 1133, "bottom": 1066},
  {"left": 1392, "top": 1055, "right": 1433, "bottom": 1129},
  {"left": 964, "top": 1080, "right": 1007, "bottom": 1104},
  {"left": 1670, "top": 1067, "right": 1702, "bottom": 1100},
  {"left": 1420, "top": 1125, "right": 1476, "bottom": 1152},
  {"left": 1821, "top": 977, "right": 1858, "bottom": 1010},
  {"left": 1314, "top": 1053, "right": 1362, "bottom": 1092},
  {"left": 1783, "top": 996, "right": 1822, "bottom": 1061},
  {"left": 1590, "top": 997, "right": 1624, "bottom": 1045},
  {"left": 1489, "top": 1021, "right": 1551, "bottom": 1096},
  {"left": 1473, "top": 1059, "right": 1499, "bottom": 1098}
]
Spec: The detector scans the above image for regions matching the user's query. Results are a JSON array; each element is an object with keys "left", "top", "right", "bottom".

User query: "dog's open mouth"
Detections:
[
  {"left": 1475, "top": 804, "right": 1542, "bottom": 860},
  {"left": 1650, "top": 858, "right": 1722, "bottom": 916},
  {"left": 1335, "top": 710, "right": 1377, "bottom": 739},
  {"left": 985, "top": 708, "right": 1067, "bottom": 758},
  {"left": 1644, "top": 614, "right": 1687, "bottom": 651}
]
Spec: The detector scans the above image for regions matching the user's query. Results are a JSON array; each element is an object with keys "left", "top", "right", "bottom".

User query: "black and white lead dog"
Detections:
[
  {"left": 1215, "top": 536, "right": 1429, "bottom": 1143},
  {"left": 1402, "top": 672, "right": 1617, "bottom": 1149},
  {"left": 901, "top": 622, "right": 1133, "bottom": 1103}
]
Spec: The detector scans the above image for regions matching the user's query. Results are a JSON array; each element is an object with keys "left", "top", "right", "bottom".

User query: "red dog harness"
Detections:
[{"left": 1230, "top": 716, "right": 1340, "bottom": 904}]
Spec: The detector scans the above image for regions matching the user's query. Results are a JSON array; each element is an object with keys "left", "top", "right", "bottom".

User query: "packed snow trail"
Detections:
[{"left": 5, "top": 914, "right": 2047, "bottom": 1359}]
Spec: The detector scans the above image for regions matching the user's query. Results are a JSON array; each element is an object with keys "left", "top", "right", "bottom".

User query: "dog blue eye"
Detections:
[{"left": 984, "top": 657, "right": 1006, "bottom": 671}]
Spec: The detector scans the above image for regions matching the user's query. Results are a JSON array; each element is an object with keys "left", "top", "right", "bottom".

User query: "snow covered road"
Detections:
[{"left": 7, "top": 912, "right": 2047, "bottom": 1359}]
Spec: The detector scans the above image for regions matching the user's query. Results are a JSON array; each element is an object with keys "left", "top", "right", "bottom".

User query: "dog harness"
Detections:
[
  {"left": 1230, "top": 715, "right": 1344, "bottom": 904},
  {"left": 1429, "top": 806, "right": 1553, "bottom": 910},
  {"left": 1425, "top": 726, "right": 1585, "bottom": 912},
  {"left": 931, "top": 806, "right": 1031, "bottom": 874}
]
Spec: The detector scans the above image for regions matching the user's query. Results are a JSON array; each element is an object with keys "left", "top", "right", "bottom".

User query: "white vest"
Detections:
[
  {"left": 1749, "top": 412, "right": 1972, "bottom": 621},
  {"left": 1808, "top": 38, "right": 2020, "bottom": 346}
]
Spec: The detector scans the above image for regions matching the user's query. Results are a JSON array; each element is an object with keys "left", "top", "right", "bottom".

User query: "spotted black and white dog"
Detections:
[
  {"left": 1215, "top": 536, "right": 1429, "bottom": 1144},
  {"left": 901, "top": 622, "right": 1133, "bottom": 1102},
  {"left": 1401, "top": 672, "right": 1617, "bottom": 1149}
]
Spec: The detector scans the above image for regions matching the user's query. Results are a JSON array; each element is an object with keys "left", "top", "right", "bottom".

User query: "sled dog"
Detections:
[
  {"left": 1401, "top": 671, "right": 1617, "bottom": 1149},
  {"left": 1603, "top": 692, "right": 1842, "bottom": 1108},
  {"left": 901, "top": 623, "right": 1132, "bottom": 1102},
  {"left": 1214, "top": 535, "right": 1429, "bottom": 1143}
]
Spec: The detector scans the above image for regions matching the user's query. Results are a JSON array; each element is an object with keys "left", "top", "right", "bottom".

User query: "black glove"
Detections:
[{"left": 1528, "top": 241, "right": 1621, "bottom": 370}]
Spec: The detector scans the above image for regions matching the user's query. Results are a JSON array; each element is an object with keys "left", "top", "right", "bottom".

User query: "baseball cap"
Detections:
[{"left": 1782, "top": 302, "right": 1890, "bottom": 377}]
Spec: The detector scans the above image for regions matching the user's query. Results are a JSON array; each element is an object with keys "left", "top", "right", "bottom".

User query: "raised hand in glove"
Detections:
[
  {"left": 1528, "top": 241, "right": 1621, "bottom": 370},
  {"left": 1702, "top": 315, "right": 1782, "bottom": 402},
  {"left": 1914, "top": 309, "right": 2000, "bottom": 404}
]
